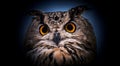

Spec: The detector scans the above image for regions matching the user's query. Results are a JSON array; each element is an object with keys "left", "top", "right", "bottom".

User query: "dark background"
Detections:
[{"left": 2, "top": 0, "right": 118, "bottom": 66}]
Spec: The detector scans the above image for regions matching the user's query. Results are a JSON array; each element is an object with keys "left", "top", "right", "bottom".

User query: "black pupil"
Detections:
[
  {"left": 42, "top": 26, "right": 48, "bottom": 33},
  {"left": 67, "top": 24, "right": 73, "bottom": 30}
]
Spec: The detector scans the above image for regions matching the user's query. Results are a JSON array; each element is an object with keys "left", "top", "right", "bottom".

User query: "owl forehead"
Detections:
[
  {"left": 47, "top": 11, "right": 67, "bottom": 20},
  {"left": 44, "top": 11, "right": 70, "bottom": 30},
  {"left": 45, "top": 12, "right": 69, "bottom": 23}
]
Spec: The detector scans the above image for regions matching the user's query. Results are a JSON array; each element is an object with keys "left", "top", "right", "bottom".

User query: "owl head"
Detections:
[{"left": 24, "top": 5, "right": 96, "bottom": 66}]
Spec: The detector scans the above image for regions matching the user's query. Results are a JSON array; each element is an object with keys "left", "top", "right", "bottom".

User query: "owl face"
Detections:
[{"left": 25, "top": 6, "right": 96, "bottom": 66}]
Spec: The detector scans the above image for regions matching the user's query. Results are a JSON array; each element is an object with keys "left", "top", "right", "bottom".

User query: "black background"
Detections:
[{"left": 2, "top": 0, "right": 118, "bottom": 66}]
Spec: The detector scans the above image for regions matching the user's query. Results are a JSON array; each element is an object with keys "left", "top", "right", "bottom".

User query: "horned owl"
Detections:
[{"left": 24, "top": 6, "right": 96, "bottom": 66}]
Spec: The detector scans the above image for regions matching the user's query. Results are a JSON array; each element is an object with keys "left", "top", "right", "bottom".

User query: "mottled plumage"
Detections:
[{"left": 24, "top": 6, "right": 96, "bottom": 66}]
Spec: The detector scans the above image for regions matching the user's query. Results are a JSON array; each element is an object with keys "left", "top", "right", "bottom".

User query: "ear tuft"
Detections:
[
  {"left": 27, "top": 10, "right": 44, "bottom": 23},
  {"left": 28, "top": 10, "right": 43, "bottom": 16},
  {"left": 69, "top": 5, "right": 88, "bottom": 16}
]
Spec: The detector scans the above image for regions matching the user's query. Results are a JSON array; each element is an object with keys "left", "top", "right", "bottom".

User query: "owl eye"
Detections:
[
  {"left": 64, "top": 22, "right": 76, "bottom": 33},
  {"left": 39, "top": 25, "right": 49, "bottom": 36}
]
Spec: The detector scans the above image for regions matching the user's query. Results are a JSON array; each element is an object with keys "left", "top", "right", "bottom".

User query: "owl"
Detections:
[{"left": 24, "top": 6, "right": 96, "bottom": 66}]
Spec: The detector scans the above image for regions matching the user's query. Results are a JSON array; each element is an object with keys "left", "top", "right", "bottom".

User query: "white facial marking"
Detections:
[{"left": 59, "top": 38, "right": 81, "bottom": 46}]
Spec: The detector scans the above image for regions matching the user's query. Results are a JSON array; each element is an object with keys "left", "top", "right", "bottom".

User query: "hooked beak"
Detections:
[{"left": 52, "top": 32, "right": 61, "bottom": 45}]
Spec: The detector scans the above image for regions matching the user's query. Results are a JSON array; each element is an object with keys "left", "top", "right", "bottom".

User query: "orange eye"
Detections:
[
  {"left": 65, "top": 22, "right": 76, "bottom": 33},
  {"left": 39, "top": 25, "right": 49, "bottom": 36}
]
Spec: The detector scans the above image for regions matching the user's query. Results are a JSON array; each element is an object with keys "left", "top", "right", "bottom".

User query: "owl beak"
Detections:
[{"left": 53, "top": 32, "right": 61, "bottom": 45}]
